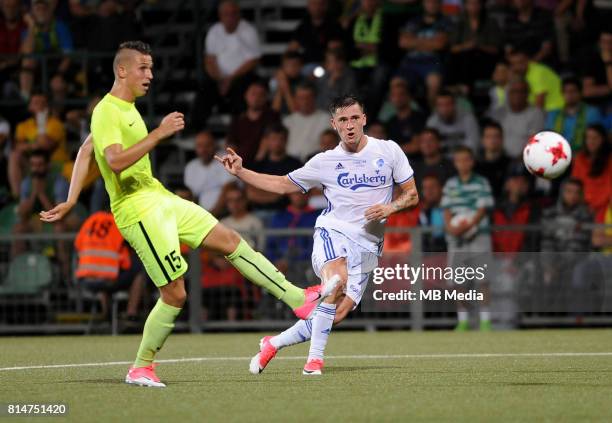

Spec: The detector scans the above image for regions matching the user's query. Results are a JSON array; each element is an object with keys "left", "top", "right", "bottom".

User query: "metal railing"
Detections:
[{"left": 1, "top": 223, "right": 611, "bottom": 335}]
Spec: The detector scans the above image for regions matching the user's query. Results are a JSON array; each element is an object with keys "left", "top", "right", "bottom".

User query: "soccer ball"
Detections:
[{"left": 522, "top": 131, "right": 572, "bottom": 179}]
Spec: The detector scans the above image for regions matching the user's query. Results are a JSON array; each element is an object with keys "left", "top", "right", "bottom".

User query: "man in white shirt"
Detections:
[
  {"left": 282, "top": 83, "right": 332, "bottom": 162},
  {"left": 191, "top": 0, "right": 261, "bottom": 130},
  {"left": 184, "top": 131, "right": 234, "bottom": 216},
  {"left": 217, "top": 95, "right": 419, "bottom": 375}
]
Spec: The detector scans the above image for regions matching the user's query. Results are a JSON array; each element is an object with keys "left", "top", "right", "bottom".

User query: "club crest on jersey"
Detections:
[{"left": 337, "top": 172, "right": 387, "bottom": 190}]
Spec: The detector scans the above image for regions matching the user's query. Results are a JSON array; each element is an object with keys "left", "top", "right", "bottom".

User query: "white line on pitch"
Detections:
[{"left": 2, "top": 352, "right": 612, "bottom": 372}]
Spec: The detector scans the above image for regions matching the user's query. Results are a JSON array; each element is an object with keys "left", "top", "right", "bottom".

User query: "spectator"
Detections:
[
  {"left": 426, "top": 90, "right": 480, "bottom": 154},
  {"left": 315, "top": 48, "right": 357, "bottom": 111},
  {"left": 318, "top": 127, "right": 340, "bottom": 152},
  {"left": 448, "top": 0, "right": 501, "bottom": 91},
  {"left": 441, "top": 146, "right": 494, "bottom": 331},
  {"left": 418, "top": 174, "right": 447, "bottom": 252},
  {"left": 267, "top": 191, "right": 319, "bottom": 278},
  {"left": 193, "top": 0, "right": 261, "bottom": 128},
  {"left": 492, "top": 166, "right": 539, "bottom": 253},
  {"left": 0, "top": 0, "right": 26, "bottom": 96},
  {"left": 288, "top": 0, "right": 345, "bottom": 66},
  {"left": 504, "top": 0, "right": 554, "bottom": 63},
  {"left": 0, "top": 114, "right": 11, "bottom": 207},
  {"left": 570, "top": 124, "right": 612, "bottom": 217},
  {"left": 226, "top": 80, "right": 280, "bottom": 166},
  {"left": 201, "top": 250, "right": 245, "bottom": 321},
  {"left": 9, "top": 93, "right": 68, "bottom": 198},
  {"left": 83, "top": 0, "right": 142, "bottom": 93},
  {"left": 345, "top": 0, "right": 392, "bottom": 116},
  {"left": 366, "top": 120, "right": 387, "bottom": 139},
  {"left": 411, "top": 127, "right": 455, "bottom": 186},
  {"left": 581, "top": 30, "right": 612, "bottom": 107},
  {"left": 384, "top": 185, "right": 419, "bottom": 253},
  {"left": 490, "top": 78, "right": 545, "bottom": 158},
  {"left": 283, "top": 82, "right": 331, "bottom": 161},
  {"left": 397, "top": 0, "right": 451, "bottom": 104},
  {"left": 249, "top": 123, "right": 303, "bottom": 216},
  {"left": 307, "top": 128, "right": 339, "bottom": 209},
  {"left": 545, "top": 77, "right": 603, "bottom": 151},
  {"left": 220, "top": 184, "right": 264, "bottom": 250},
  {"left": 183, "top": 131, "right": 234, "bottom": 216},
  {"left": 508, "top": 48, "right": 563, "bottom": 111},
  {"left": 383, "top": 77, "right": 425, "bottom": 156},
  {"left": 475, "top": 121, "right": 512, "bottom": 199},
  {"left": 19, "top": 0, "right": 74, "bottom": 100},
  {"left": 592, "top": 196, "right": 612, "bottom": 251},
  {"left": 270, "top": 51, "right": 306, "bottom": 115},
  {"left": 488, "top": 61, "right": 510, "bottom": 114},
  {"left": 13, "top": 149, "right": 78, "bottom": 277},
  {"left": 75, "top": 210, "right": 145, "bottom": 322},
  {"left": 541, "top": 178, "right": 593, "bottom": 253}
]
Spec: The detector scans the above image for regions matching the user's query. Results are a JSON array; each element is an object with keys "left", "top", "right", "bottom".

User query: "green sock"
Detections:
[
  {"left": 134, "top": 299, "right": 182, "bottom": 368},
  {"left": 226, "top": 239, "right": 305, "bottom": 309}
]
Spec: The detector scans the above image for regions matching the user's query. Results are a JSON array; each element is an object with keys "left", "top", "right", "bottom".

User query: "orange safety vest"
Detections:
[{"left": 74, "top": 211, "right": 130, "bottom": 281}]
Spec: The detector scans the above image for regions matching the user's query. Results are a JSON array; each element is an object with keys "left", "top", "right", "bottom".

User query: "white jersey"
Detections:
[{"left": 287, "top": 136, "right": 414, "bottom": 255}]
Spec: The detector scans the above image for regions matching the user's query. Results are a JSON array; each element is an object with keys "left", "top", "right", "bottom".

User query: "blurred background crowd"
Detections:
[{"left": 0, "top": 0, "right": 610, "bottom": 325}]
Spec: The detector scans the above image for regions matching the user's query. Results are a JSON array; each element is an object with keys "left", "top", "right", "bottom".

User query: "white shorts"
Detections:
[{"left": 311, "top": 228, "right": 378, "bottom": 306}]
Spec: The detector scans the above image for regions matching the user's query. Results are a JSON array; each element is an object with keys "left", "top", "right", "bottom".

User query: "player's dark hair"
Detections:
[
  {"left": 328, "top": 94, "right": 365, "bottom": 116},
  {"left": 263, "top": 122, "right": 289, "bottom": 139},
  {"left": 420, "top": 127, "right": 442, "bottom": 140},
  {"left": 585, "top": 124, "right": 611, "bottom": 177},
  {"left": 29, "top": 148, "right": 50, "bottom": 162},
  {"left": 117, "top": 41, "right": 152, "bottom": 56},
  {"left": 561, "top": 75, "right": 582, "bottom": 91},
  {"left": 453, "top": 145, "right": 474, "bottom": 157}
]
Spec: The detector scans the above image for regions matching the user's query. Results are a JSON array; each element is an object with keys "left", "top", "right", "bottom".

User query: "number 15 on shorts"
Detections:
[{"left": 164, "top": 249, "right": 182, "bottom": 273}]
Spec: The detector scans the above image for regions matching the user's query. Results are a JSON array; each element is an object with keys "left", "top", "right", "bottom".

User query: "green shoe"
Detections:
[
  {"left": 480, "top": 319, "right": 492, "bottom": 332},
  {"left": 454, "top": 320, "right": 469, "bottom": 332}
]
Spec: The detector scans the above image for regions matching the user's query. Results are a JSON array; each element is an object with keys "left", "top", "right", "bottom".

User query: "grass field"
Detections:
[{"left": 2, "top": 329, "right": 612, "bottom": 422}]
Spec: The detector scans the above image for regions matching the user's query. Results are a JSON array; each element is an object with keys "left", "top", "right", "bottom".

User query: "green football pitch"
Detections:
[{"left": 2, "top": 330, "right": 612, "bottom": 422}]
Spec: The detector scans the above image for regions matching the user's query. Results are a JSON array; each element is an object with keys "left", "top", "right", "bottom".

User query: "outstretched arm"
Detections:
[
  {"left": 215, "top": 147, "right": 300, "bottom": 195},
  {"left": 40, "top": 134, "right": 94, "bottom": 222}
]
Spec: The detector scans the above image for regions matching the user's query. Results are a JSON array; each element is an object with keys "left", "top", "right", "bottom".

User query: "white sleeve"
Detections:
[
  {"left": 390, "top": 141, "right": 414, "bottom": 184},
  {"left": 205, "top": 26, "right": 218, "bottom": 56},
  {"left": 287, "top": 155, "right": 322, "bottom": 193},
  {"left": 242, "top": 23, "right": 262, "bottom": 60}
]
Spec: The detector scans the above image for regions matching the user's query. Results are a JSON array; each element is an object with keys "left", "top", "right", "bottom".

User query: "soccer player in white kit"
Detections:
[{"left": 216, "top": 95, "right": 419, "bottom": 375}]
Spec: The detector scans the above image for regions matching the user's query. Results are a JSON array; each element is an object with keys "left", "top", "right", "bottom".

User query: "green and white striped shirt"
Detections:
[{"left": 441, "top": 173, "right": 494, "bottom": 233}]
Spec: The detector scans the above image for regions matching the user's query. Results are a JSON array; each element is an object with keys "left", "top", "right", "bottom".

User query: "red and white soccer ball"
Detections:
[{"left": 523, "top": 131, "right": 572, "bottom": 179}]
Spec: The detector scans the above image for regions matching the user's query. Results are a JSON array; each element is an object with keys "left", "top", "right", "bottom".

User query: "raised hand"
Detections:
[
  {"left": 214, "top": 147, "right": 243, "bottom": 176},
  {"left": 157, "top": 112, "right": 185, "bottom": 139}
]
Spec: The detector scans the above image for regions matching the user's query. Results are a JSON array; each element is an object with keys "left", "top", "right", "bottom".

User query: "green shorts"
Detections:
[{"left": 118, "top": 193, "right": 218, "bottom": 287}]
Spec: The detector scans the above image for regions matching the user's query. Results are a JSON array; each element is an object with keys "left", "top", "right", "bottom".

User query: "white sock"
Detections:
[
  {"left": 457, "top": 311, "right": 469, "bottom": 322},
  {"left": 307, "top": 303, "right": 336, "bottom": 361},
  {"left": 270, "top": 319, "right": 312, "bottom": 349}
]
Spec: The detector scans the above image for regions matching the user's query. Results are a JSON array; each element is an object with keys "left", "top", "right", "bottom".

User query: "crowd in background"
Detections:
[{"left": 0, "top": 0, "right": 611, "bottom": 321}]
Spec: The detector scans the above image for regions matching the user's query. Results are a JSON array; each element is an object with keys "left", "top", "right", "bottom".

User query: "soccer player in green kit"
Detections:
[{"left": 40, "top": 41, "right": 338, "bottom": 387}]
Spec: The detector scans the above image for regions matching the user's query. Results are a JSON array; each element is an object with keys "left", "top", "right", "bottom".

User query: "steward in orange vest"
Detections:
[{"left": 75, "top": 211, "right": 130, "bottom": 281}]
